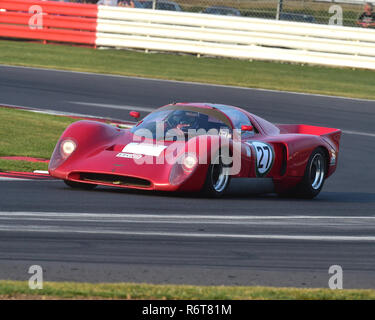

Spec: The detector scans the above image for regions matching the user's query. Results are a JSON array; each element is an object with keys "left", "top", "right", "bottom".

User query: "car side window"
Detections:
[{"left": 218, "top": 108, "right": 257, "bottom": 138}]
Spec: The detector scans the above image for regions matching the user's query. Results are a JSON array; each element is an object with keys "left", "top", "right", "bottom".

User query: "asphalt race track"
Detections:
[{"left": 0, "top": 65, "right": 375, "bottom": 288}]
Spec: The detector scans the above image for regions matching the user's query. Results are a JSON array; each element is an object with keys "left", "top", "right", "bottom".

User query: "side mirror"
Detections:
[
  {"left": 129, "top": 111, "right": 140, "bottom": 119},
  {"left": 241, "top": 125, "right": 253, "bottom": 132}
]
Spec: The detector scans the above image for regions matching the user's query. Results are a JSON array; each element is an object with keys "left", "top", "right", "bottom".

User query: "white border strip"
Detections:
[
  {"left": 1, "top": 212, "right": 374, "bottom": 220},
  {"left": 0, "top": 224, "right": 374, "bottom": 242}
]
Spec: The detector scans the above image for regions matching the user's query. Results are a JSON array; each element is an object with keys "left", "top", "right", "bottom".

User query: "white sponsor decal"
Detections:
[
  {"left": 244, "top": 143, "right": 252, "bottom": 158},
  {"left": 122, "top": 143, "right": 167, "bottom": 157},
  {"left": 116, "top": 152, "right": 142, "bottom": 159},
  {"left": 251, "top": 141, "right": 274, "bottom": 177}
]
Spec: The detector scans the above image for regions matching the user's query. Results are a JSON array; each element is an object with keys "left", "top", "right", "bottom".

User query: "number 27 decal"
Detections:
[{"left": 250, "top": 142, "right": 275, "bottom": 177}]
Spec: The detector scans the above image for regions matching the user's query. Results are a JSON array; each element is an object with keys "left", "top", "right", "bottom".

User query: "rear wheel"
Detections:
[
  {"left": 294, "top": 148, "right": 327, "bottom": 199},
  {"left": 202, "top": 154, "right": 231, "bottom": 197},
  {"left": 64, "top": 180, "right": 97, "bottom": 190},
  {"left": 277, "top": 148, "right": 327, "bottom": 199}
]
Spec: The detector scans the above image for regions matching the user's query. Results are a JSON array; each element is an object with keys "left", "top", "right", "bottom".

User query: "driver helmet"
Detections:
[{"left": 170, "top": 111, "right": 199, "bottom": 130}]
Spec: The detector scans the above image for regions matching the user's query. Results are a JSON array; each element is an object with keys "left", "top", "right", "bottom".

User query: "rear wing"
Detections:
[{"left": 276, "top": 124, "right": 342, "bottom": 150}]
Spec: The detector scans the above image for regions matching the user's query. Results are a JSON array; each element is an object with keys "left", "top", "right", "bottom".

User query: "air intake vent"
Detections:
[{"left": 78, "top": 173, "right": 151, "bottom": 188}]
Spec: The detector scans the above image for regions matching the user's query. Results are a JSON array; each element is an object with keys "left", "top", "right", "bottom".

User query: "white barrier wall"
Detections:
[{"left": 96, "top": 6, "right": 375, "bottom": 70}]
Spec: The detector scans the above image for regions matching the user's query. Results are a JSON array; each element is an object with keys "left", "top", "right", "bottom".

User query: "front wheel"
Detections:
[
  {"left": 202, "top": 154, "right": 231, "bottom": 198},
  {"left": 64, "top": 180, "right": 97, "bottom": 190}
]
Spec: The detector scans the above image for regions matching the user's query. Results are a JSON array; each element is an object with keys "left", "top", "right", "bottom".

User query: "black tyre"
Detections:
[
  {"left": 202, "top": 154, "right": 231, "bottom": 198},
  {"left": 294, "top": 148, "right": 327, "bottom": 199},
  {"left": 64, "top": 180, "right": 97, "bottom": 190}
]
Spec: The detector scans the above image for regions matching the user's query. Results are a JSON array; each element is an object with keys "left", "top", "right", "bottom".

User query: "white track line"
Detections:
[
  {"left": 0, "top": 177, "right": 30, "bottom": 181},
  {"left": 0, "top": 217, "right": 371, "bottom": 227},
  {"left": 0, "top": 102, "right": 126, "bottom": 122},
  {"left": 2, "top": 212, "right": 375, "bottom": 220},
  {"left": 69, "top": 101, "right": 154, "bottom": 112},
  {"left": 0, "top": 225, "right": 374, "bottom": 242},
  {"left": 2, "top": 64, "right": 375, "bottom": 103},
  {"left": 0, "top": 212, "right": 374, "bottom": 227},
  {"left": 342, "top": 130, "right": 375, "bottom": 138},
  {"left": 1, "top": 212, "right": 373, "bottom": 241}
]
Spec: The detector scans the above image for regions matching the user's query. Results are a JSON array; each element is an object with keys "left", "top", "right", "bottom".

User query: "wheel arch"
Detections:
[{"left": 316, "top": 145, "right": 330, "bottom": 176}]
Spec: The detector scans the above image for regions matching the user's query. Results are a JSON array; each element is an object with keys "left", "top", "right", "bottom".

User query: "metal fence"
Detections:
[{"left": 67, "top": 0, "right": 373, "bottom": 28}]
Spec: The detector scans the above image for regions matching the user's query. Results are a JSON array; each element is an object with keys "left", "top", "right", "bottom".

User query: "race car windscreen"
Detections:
[{"left": 130, "top": 108, "right": 232, "bottom": 140}]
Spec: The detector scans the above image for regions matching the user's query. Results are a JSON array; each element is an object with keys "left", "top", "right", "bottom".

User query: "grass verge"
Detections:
[
  {"left": 1, "top": 40, "right": 375, "bottom": 100},
  {"left": 0, "top": 159, "right": 48, "bottom": 172},
  {"left": 0, "top": 107, "right": 78, "bottom": 172},
  {"left": 0, "top": 280, "right": 374, "bottom": 300}
]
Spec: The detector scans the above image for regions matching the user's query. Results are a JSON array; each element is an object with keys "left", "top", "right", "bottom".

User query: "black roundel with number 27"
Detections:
[{"left": 250, "top": 141, "right": 275, "bottom": 177}]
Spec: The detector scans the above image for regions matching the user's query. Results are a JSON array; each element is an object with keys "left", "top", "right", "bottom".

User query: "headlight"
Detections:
[
  {"left": 182, "top": 154, "right": 197, "bottom": 172},
  {"left": 169, "top": 153, "right": 198, "bottom": 185},
  {"left": 61, "top": 140, "right": 76, "bottom": 158},
  {"left": 48, "top": 138, "right": 77, "bottom": 171}
]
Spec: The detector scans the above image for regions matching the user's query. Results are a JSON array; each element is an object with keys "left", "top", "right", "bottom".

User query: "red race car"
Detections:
[{"left": 49, "top": 103, "right": 341, "bottom": 198}]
